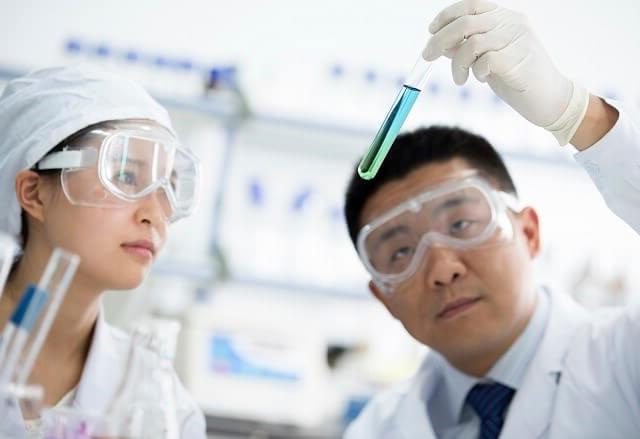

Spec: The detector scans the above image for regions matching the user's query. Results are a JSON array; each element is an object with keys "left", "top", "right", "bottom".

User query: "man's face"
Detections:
[{"left": 358, "top": 159, "right": 540, "bottom": 364}]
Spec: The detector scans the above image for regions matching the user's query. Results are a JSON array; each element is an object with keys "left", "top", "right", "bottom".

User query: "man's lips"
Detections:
[{"left": 437, "top": 297, "right": 482, "bottom": 319}]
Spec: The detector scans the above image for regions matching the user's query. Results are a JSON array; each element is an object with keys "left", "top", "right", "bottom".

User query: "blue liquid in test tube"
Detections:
[{"left": 358, "top": 55, "right": 434, "bottom": 180}]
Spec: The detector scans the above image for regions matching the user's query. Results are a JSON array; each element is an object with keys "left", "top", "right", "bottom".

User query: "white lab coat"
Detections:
[
  {"left": 549, "top": 307, "right": 640, "bottom": 438},
  {"left": 548, "top": 100, "right": 640, "bottom": 438},
  {"left": 344, "top": 288, "right": 590, "bottom": 439},
  {"left": 1, "top": 309, "right": 207, "bottom": 439},
  {"left": 573, "top": 99, "right": 640, "bottom": 235}
]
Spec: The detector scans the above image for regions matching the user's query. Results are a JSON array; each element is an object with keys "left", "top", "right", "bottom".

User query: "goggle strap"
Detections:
[
  {"left": 36, "top": 148, "right": 98, "bottom": 170},
  {"left": 499, "top": 191, "right": 524, "bottom": 213}
]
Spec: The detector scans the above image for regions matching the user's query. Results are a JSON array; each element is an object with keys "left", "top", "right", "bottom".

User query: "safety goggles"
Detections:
[
  {"left": 357, "top": 175, "right": 522, "bottom": 290},
  {"left": 36, "top": 120, "right": 200, "bottom": 222}
]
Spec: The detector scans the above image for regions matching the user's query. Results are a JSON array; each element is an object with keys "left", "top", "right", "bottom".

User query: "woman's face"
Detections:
[{"left": 32, "top": 123, "right": 171, "bottom": 292}]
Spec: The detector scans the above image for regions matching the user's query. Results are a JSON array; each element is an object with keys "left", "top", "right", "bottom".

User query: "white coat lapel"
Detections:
[
  {"left": 500, "top": 289, "right": 589, "bottom": 438},
  {"left": 73, "top": 308, "right": 129, "bottom": 415},
  {"left": 390, "top": 353, "right": 443, "bottom": 439}
]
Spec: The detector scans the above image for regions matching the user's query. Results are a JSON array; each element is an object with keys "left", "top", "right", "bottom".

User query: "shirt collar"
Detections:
[{"left": 440, "top": 288, "right": 550, "bottom": 422}]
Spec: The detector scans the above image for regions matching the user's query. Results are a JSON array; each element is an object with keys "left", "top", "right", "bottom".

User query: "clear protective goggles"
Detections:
[
  {"left": 357, "top": 174, "right": 522, "bottom": 290},
  {"left": 36, "top": 120, "right": 200, "bottom": 222}
]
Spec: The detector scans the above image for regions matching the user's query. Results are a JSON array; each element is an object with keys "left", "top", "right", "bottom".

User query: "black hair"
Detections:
[{"left": 344, "top": 126, "right": 517, "bottom": 246}]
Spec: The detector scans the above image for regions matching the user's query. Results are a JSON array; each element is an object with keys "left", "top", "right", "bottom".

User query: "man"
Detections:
[
  {"left": 343, "top": 125, "right": 589, "bottom": 438},
  {"left": 424, "top": 2, "right": 640, "bottom": 437},
  {"left": 344, "top": 1, "right": 640, "bottom": 437}
]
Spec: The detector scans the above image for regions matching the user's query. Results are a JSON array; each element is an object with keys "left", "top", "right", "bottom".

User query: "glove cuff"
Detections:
[{"left": 543, "top": 80, "right": 590, "bottom": 146}]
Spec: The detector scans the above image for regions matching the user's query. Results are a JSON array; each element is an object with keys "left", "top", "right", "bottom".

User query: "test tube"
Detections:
[
  {"left": 0, "top": 234, "right": 18, "bottom": 301},
  {"left": 0, "top": 248, "right": 79, "bottom": 388},
  {"left": 358, "top": 55, "right": 434, "bottom": 180},
  {"left": 16, "top": 248, "right": 80, "bottom": 387}
]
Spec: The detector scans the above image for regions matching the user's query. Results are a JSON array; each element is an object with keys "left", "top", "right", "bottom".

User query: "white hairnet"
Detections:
[{"left": 0, "top": 64, "right": 175, "bottom": 244}]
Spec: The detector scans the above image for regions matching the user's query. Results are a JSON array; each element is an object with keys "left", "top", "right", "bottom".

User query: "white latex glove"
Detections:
[{"left": 423, "top": 0, "right": 589, "bottom": 145}]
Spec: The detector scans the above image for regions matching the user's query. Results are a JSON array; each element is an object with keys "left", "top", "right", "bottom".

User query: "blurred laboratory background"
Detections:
[{"left": 1, "top": 0, "right": 639, "bottom": 437}]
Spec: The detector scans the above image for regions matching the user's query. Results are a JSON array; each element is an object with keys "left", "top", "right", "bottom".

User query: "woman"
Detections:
[{"left": 0, "top": 65, "right": 206, "bottom": 438}]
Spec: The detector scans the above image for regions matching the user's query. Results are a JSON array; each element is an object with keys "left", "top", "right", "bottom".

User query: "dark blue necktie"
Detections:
[{"left": 466, "top": 382, "right": 516, "bottom": 439}]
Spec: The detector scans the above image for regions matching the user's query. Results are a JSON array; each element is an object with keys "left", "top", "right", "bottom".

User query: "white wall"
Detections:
[{"left": 1, "top": 0, "right": 638, "bottom": 99}]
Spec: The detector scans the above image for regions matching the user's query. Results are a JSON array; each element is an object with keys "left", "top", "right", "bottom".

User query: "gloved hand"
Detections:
[{"left": 423, "top": 0, "right": 589, "bottom": 145}]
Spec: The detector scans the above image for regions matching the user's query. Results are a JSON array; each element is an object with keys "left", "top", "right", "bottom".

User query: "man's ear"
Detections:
[
  {"left": 14, "top": 170, "right": 49, "bottom": 225},
  {"left": 368, "top": 280, "right": 398, "bottom": 319},
  {"left": 515, "top": 206, "right": 540, "bottom": 258}
]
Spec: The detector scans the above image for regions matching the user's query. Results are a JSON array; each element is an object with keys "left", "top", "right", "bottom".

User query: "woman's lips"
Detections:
[{"left": 121, "top": 241, "right": 155, "bottom": 260}]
